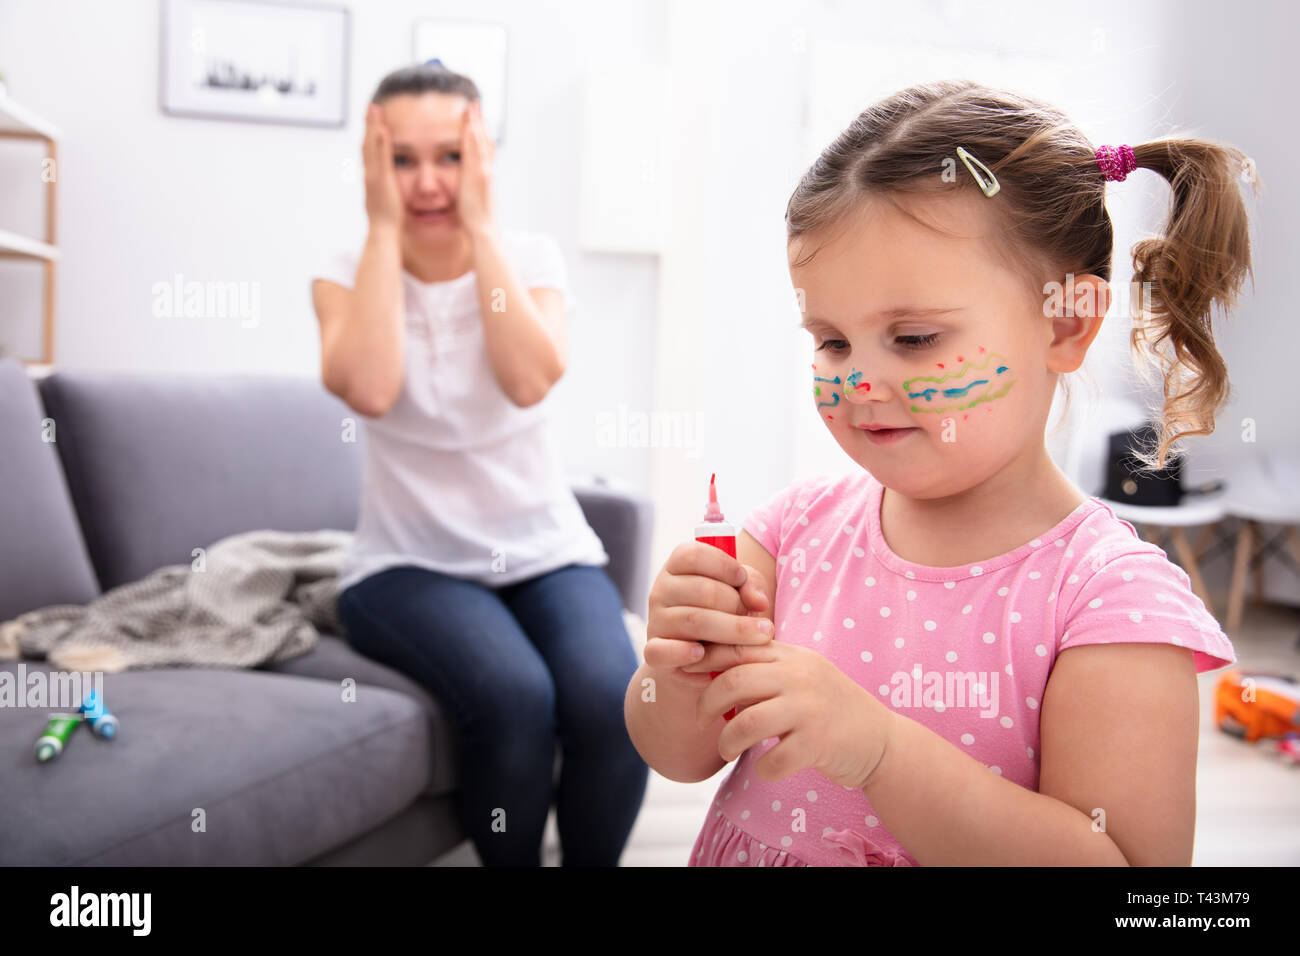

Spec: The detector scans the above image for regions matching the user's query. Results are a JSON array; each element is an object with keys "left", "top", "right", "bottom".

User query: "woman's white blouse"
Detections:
[{"left": 314, "top": 230, "right": 609, "bottom": 590}]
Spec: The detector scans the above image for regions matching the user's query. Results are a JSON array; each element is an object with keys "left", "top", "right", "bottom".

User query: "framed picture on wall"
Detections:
[
  {"left": 413, "top": 18, "right": 508, "bottom": 144},
  {"left": 160, "top": 0, "right": 350, "bottom": 127}
]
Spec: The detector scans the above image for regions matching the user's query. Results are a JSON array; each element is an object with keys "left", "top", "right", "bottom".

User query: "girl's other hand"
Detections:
[
  {"left": 696, "top": 640, "right": 897, "bottom": 790},
  {"left": 363, "top": 104, "right": 403, "bottom": 230}
]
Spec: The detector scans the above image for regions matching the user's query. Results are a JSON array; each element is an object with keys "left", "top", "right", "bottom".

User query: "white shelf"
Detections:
[
  {"left": 0, "top": 227, "right": 58, "bottom": 260},
  {"left": 0, "top": 91, "right": 61, "bottom": 139},
  {"left": 0, "top": 89, "right": 59, "bottom": 364}
]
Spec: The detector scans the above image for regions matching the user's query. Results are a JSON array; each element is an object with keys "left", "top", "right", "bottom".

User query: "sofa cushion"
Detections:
[
  {"left": 261, "top": 634, "right": 460, "bottom": 798},
  {"left": 0, "top": 662, "right": 429, "bottom": 865},
  {"left": 38, "top": 370, "right": 364, "bottom": 590},
  {"left": 0, "top": 360, "right": 100, "bottom": 619}
]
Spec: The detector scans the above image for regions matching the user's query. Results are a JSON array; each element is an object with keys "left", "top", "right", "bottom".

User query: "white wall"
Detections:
[
  {"left": 647, "top": 0, "right": 813, "bottom": 565},
  {"left": 1165, "top": 0, "right": 1300, "bottom": 467}
]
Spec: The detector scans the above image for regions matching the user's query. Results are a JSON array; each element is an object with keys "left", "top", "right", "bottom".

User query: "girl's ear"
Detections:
[{"left": 1046, "top": 274, "right": 1109, "bottom": 374}]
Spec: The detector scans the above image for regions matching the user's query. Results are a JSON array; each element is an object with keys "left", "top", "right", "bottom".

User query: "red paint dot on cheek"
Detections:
[
  {"left": 937, "top": 363, "right": 944, "bottom": 369},
  {"left": 827, "top": 415, "right": 834, "bottom": 421},
  {"left": 957, "top": 355, "right": 964, "bottom": 362}
]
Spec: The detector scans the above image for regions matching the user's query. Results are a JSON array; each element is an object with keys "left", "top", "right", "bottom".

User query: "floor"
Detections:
[
  {"left": 1187, "top": 597, "right": 1300, "bottom": 866},
  {"left": 431, "top": 593, "right": 1300, "bottom": 866}
]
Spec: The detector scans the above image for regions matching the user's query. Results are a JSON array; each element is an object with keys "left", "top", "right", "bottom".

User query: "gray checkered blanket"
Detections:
[{"left": 0, "top": 530, "right": 351, "bottom": 672}]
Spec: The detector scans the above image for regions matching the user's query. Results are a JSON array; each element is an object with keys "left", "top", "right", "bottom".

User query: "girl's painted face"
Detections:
[
  {"left": 790, "top": 192, "right": 1058, "bottom": 500},
  {"left": 379, "top": 92, "right": 470, "bottom": 235}
]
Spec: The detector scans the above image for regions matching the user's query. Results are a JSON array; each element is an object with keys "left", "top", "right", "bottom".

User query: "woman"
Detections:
[{"left": 311, "top": 61, "right": 648, "bottom": 866}]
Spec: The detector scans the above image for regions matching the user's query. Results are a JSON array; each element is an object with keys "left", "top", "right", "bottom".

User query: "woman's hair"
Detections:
[
  {"left": 370, "top": 60, "right": 480, "bottom": 106},
  {"left": 786, "top": 79, "right": 1258, "bottom": 472}
]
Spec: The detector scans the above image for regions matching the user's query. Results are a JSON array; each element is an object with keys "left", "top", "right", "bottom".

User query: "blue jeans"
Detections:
[{"left": 336, "top": 562, "right": 648, "bottom": 866}]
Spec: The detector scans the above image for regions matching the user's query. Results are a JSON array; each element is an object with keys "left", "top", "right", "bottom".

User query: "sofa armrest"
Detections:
[{"left": 572, "top": 479, "right": 654, "bottom": 618}]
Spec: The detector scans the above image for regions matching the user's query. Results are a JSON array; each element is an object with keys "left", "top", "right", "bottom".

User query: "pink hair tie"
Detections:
[{"left": 1096, "top": 144, "right": 1137, "bottom": 182}]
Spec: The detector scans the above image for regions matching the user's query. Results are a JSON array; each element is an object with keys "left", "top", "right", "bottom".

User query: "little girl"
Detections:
[{"left": 624, "top": 80, "right": 1257, "bottom": 866}]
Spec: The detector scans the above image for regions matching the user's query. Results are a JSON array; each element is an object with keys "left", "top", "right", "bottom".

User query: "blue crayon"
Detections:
[{"left": 80, "top": 688, "right": 119, "bottom": 740}]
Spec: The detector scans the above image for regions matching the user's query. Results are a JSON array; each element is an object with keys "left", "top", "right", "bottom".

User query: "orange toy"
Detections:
[{"left": 1214, "top": 669, "right": 1300, "bottom": 742}]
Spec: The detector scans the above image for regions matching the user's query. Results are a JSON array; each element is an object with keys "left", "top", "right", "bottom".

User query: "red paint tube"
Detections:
[{"left": 695, "top": 473, "right": 738, "bottom": 720}]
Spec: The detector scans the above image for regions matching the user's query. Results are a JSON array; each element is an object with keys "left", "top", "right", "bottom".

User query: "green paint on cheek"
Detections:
[{"left": 904, "top": 351, "right": 1015, "bottom": 414}]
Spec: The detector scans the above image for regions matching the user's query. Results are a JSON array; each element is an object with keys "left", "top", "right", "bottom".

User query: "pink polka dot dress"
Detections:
[{"left": 689, "top": 470, "right": 1236, "bottom": 867}]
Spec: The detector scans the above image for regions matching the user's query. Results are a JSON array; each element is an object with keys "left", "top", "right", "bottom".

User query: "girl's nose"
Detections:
[
  {"left": 813, "top": 364, "right": 883, "bottom": 410},
  {"left": 842, "top": 367, "right": 876, "bottom": 404}
]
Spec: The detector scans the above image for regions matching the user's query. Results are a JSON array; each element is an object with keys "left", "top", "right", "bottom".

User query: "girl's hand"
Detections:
[
  {"left": 696, "top": 641, "right": 897, "bottom": 791},
  {"left": 643, "top": 541, "right": 773, "bottom": 691},
  {"left": 363, "top": 104, "right": 403, "bottom": 230},
  {"left": 456, "top": 99, "right": 496, "bottom": 236}
]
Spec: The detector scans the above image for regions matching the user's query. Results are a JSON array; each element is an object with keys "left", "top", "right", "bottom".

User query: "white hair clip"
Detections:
[{"left": 956, "top": 146, "right": 1000, "bottom": 198}]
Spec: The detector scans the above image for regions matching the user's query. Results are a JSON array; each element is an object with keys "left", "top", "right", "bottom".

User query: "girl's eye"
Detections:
[
  {"left": 897, "top": 332, "right": 941, "bottom": 349},
  {"left": 816, "top": 333, "right": 940, "bottom": 353},
  {"left": 393, "top": 155, "right": 413, "bottom": 167},
  {"left": 443, "top": 152, "right": 461, "bottom": 163}
]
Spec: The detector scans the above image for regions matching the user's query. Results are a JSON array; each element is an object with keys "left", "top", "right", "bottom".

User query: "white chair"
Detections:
[{"left": 1221, "top": 450, "right": 1300, "bottom": 638}]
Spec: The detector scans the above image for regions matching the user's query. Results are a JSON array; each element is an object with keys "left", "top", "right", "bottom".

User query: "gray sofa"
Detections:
[{"left": 0, "top": 359, "right": 653, "bottom": 865}]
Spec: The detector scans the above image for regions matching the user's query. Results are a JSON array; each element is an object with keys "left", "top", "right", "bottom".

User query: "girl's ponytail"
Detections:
[{"left": 1127, "top": 138, "right": 1258, "bottom": 470}]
